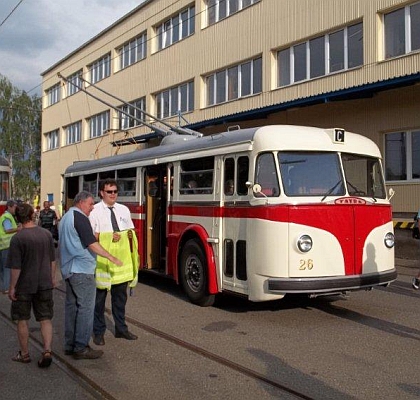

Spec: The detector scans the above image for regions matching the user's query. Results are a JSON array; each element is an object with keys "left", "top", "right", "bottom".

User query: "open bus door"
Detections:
[
  {"left": 64, "top": 176, "right": 80, "bottom": 212},
  {"left": 144, "top": 165, "right": 168, "bottom": 272}
]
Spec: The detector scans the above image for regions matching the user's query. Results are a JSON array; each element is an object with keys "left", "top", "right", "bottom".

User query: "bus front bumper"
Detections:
[{"left": 267, "top": 269, "right": 398, "bottom": 294}]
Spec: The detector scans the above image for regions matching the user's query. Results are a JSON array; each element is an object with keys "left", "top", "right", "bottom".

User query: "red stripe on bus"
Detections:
[{"left": 169, "top": 203, "right": 392, "bottom": 276}]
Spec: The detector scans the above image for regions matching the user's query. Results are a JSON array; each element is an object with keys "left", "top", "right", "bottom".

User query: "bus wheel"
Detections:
[{"left": 180, "top": 239, "right": 215, "bottom": 307}]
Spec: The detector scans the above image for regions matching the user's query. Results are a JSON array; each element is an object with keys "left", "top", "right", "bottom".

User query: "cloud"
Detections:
[{"left": 0, "top": 0, "right": 141, "bottom": 94}]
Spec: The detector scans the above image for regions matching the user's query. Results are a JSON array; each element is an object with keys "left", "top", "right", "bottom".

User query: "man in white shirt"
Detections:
[{"left": 89, "top": 179, "right": 138, "bottom": 345}]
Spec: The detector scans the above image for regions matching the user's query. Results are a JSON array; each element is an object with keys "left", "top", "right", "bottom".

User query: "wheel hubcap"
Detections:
[{"left": 186, "top": 255, "right": 202, "bottom": 292}]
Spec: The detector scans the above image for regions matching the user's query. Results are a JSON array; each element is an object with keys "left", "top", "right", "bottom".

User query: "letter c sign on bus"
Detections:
[{"left": 334, "top": 128, "right": 345, "bottom": 143}]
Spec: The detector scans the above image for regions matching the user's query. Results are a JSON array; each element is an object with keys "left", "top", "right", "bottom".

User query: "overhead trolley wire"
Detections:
[{"left": 0, "top": 0, "right": 24, "bottom": 30}]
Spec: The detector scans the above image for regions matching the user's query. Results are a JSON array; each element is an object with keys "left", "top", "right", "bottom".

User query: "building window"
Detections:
[
  {"left": 118, "top": 97, "right": 146, "bottom": 130},
  {"left": 207, "top": 0, "right": 260, "bottom": 26},
  {"left": 66, "top": 70, "right": 82, "bottom": 97},
  {"left": 65, "top": 121, "right": 81, "bottom": 145},
  {"left": 384, "top": 2, "right": 420, "bottom": 59},
  {"left": 118, "top": 32, "right": 147, "bottom": 70},
  {"left": 46, "top": 83, "right": 60, "bottom": 106},
  {"left": 385, "top": 130, "right": 420, "bottom": 181},
  {"left": 206, "top": 57, "right": 262, "bottom": 106},
  {"left": 156, "top": 6, "right": 195, "bottom": 50},
  {"left": 89, "top": 53, "right": 111, "bottom": 84},
  {"left": 156, "top": 81, "right": 194, "bottom": 119},
  {"left": 277, "top": 22, "right": 363, "bottom": 87},
  {"left": 89, "top": 111, "right": 110, "bottom": 139},
  {"left": 46, "top": 129, "right": 59, "bottom": 150}
]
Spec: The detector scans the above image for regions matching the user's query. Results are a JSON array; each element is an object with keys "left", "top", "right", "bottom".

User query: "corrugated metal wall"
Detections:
[{"left": 41, "top": 0, "right": 420, "bottom": 212}]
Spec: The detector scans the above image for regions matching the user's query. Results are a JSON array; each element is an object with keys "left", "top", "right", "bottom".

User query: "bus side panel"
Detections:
[
  {"left": 167, "top": 219, "right": 219, "bottom": 294},
  {"left": 246, "top": 219, "right": 289, "bottom": 302}
]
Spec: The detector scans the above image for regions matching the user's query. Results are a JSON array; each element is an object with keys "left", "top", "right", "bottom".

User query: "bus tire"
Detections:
[{"left": 180, "top": 239, "right": 215, "bottom": 307}]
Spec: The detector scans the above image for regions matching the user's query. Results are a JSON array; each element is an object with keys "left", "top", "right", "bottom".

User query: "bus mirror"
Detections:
[
  {"left": 388, "top": 188, "right": 395, "bottom": 200},
  {"left": 251, "top": 183, "right": 268, "bottom": 201},
  {"left": 252, "top": 183, "right": 262, "bottom": 194}
]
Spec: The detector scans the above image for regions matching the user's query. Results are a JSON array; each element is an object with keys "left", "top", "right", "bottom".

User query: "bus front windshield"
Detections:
[
  {"left": 279, "top": 152, "right": 344, "bottom": 197},
  {"left": 278, "top": 151, "right": 386, "bottom": 199},
  {"left": 341, "top": 153, "right": 386, "bottom": 199}
]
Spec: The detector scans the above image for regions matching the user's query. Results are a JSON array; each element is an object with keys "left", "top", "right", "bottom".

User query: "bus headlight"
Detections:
[
  {"left": 384, "top": 232, "right": 395, "bottom": 248},
  {"left": 297, "top": 235, "right": 313, "bottom": 252}
]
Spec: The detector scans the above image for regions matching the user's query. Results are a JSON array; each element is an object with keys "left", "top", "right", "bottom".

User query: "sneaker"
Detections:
[
  {"left": 73, "top": 346, "right": 103, "bottom": 360},
  {"left": 412, "top": 278, "right": 420, "bottom": 290}
]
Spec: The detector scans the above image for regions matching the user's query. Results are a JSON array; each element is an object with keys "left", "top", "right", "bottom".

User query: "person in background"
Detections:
[
  {"left": 59, "top": 191, "right": 123, "bottom": 360},
  {"left": 39, "top": 200, "right": 59, "bottom": 244},
  {"left": 49, "top": 201, "right": 61, "bottom": 220},
  {"left": 0, "top": 200, "right": 19, "bottom": 294},
  {"left": 7, "top": 204, "right": 56, "bottom": 367},
  {"left": 33, "top": 205, "right": 41, "bottom": 225},
  {"left": 39, "top": 201, "right": 57, "bottom": 233},
  {"left": 89, "top": 178, "right": 139, "bottom": 346},
  {"left": 225, "top": 179, "right": 234, "bottom": 196}
]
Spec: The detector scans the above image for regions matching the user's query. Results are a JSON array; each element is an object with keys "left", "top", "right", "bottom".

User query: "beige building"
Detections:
[{"left": 41, "top": 0, "right": 420, "bottom": 215}]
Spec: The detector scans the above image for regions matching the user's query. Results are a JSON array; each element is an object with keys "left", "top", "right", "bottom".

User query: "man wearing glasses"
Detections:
[{"left": 89, "top": 178, "right": 138, "bottom": 345}]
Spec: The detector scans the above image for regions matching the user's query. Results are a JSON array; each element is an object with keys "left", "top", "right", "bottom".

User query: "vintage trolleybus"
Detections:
[{"left": 63, "top": 125, "right": 397, "bottom": 306}]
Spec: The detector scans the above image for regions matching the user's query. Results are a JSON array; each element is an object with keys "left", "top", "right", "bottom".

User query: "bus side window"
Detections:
[
  {"left": 255, "top": 153, "right": 280, "bottom": 197},
  {"left": 237, "top": 156, "right": 249, "bottom": 195},
  {"left": 117, "top": 167, "right": 136, "bottom": 196},
  {"left": 83, "top": 173, "right": 99, "bottom": 197},
  {"left": 180, "top": 157, "right": 214, "bottom": 195},
  {"left": 224, "top": 158, "right": 235, "bottom": 196}
]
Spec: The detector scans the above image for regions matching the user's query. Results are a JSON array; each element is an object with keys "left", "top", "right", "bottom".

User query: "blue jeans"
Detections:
[
  {"left": 0, "top": 249, "right": 10, "bottom": 292},
  {"left": 64, "top": 273, "right": 96, "bottom": 353}
]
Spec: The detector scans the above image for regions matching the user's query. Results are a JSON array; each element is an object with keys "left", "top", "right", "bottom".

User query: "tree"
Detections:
[{"left": 0, "top": 74, "right": 41, "bottom": 202}]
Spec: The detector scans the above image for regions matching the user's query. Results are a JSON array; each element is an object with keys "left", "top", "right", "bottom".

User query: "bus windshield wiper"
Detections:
[{"left": 321, "top": 180, "right": 343, "bottom": 202}]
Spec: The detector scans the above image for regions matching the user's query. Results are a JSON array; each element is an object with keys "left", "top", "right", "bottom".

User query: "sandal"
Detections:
[
  {"left": 38, "top": 350, "right": 52, "bottom": 368},
  {"left": 12, "top": 351, "right": 31, "bottom": 363}
]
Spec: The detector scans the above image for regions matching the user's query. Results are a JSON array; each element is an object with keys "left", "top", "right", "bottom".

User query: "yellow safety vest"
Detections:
[
  {"left": 95, "top": 230, "right": 139, "bottom": 290},
  {"left": 0, "top": 212, "right": 17, "bottom": 250}
]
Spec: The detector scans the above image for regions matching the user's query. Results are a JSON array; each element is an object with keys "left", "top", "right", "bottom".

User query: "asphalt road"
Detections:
[{"left": 0, "top": 244, "right": 419, "bottom": 399}]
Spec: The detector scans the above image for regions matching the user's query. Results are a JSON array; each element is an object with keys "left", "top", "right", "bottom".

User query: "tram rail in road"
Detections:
[
  {"left": 1, "top": 260, "right": 418, "bottom": 400},
  {"left": 0, "top": 285, "right": 314, "bottom": 400}
]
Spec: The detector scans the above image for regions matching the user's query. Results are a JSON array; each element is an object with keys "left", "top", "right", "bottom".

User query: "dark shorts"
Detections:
[{"left": 11, "top": 289, "right": 54, "bottom": 322}]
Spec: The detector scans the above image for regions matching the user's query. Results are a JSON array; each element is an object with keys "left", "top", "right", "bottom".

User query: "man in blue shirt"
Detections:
[{"left": 59, "top": 191, "right": 122, "bottom": 360}]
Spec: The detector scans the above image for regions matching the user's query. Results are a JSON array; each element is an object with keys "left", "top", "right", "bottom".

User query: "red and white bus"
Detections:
[
  {"left": 0, "top": 157, "right": 11, "bottom": 214},
  {"left": 63, "top": 125, "right": 396, "bottom": 306}
]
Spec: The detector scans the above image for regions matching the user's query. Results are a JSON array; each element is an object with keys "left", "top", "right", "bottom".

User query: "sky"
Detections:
[{"left": 0, "top": 0, "right": 144, "bottom": 96}]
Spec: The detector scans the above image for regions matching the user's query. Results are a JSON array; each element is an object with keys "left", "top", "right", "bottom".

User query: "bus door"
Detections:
[
  {"left": 220, "top": 156, "right": 250, "bottom": 295},
  {"left": 144, "top": 165, "right": 168, "bottom": 272}
]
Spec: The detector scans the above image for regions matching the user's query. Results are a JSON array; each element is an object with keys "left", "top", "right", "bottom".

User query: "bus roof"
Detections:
[{"left": 64, "top": 125, "right": 381, "bottom": 176}]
